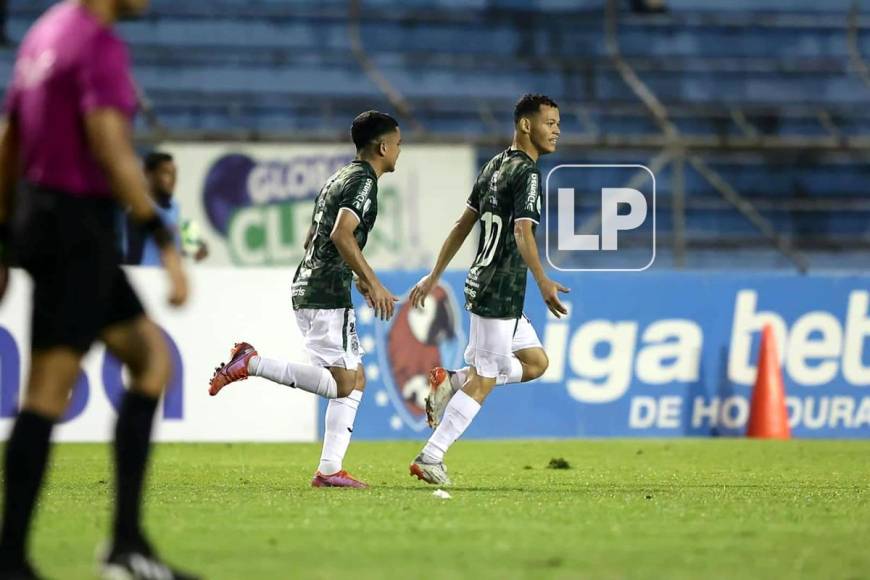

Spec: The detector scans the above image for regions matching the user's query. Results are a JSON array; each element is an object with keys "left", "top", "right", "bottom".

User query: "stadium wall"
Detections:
[
  {"left": 354, "top": 271, "right": 870, "bottom": 440},
  {"left": 1, "top": 268, "right": 868, "bottom": 441},
  {"left": 0, "top": 268, "right": 317, "bottom": 442}
]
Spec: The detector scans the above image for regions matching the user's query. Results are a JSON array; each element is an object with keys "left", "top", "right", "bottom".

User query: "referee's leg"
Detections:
[
  {"left": 0, "top": 348, "right": 83, "bottom": 572},
  {"left": 100, "top": 315, "right": 171, "bottom": 553}
]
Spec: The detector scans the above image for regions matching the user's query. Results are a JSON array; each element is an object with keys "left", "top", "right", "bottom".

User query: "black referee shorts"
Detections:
[{"left": 12, "top": 185, "right": 145, "bottom": 353}]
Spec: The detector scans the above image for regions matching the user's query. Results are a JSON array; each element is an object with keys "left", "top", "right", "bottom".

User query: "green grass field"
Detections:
[{"left": 9, "top": 440, "right": 870, "bottom": 579}]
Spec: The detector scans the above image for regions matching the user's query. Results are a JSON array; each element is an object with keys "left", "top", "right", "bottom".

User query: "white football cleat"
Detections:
[
  {"left": 424, "top": 367, "right": 455, "bottom": 429},
  {"left": 409, "top": 454, "right": 451, "bottom": 486}
]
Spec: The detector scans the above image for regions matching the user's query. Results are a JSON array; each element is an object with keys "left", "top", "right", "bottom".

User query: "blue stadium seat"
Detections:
[{"left": 5, "top": 0, "right": 868, "bottom": 268}]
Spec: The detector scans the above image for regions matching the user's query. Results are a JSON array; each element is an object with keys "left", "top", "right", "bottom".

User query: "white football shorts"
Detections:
[
  {"left": 464, "top": 312, "right": 542, "bottom": 378},
  {"left": 294, "top": 307, "right": 364, "bottom": 370}
]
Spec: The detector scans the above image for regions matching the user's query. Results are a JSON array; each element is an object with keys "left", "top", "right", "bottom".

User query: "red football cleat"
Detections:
[
  {"left": 311, "top": 470, "right": 369, "bottom": 489},
  {"left": 209, "top": 342, "right": 258, "bottom": 396}
]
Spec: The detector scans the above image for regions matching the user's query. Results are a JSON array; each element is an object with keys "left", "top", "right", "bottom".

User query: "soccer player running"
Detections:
[
  {"left": 407, "top": 94, "right": 568, "bottom": 485},
  {"left": 209, "top": 111, "right": 401, "bottom": 489},
  {"left": 0, "top": 1, "right": 196, "bottom": 579}
]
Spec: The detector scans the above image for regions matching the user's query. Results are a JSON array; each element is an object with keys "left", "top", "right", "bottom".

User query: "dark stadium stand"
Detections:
[{"left": 3, "top": 0, "right": 869, "bottom": 269}]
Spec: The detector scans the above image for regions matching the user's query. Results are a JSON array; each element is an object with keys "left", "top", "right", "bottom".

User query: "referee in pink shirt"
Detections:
[{"left": 0, "top": 1, "right": 197, "bottom": 578}]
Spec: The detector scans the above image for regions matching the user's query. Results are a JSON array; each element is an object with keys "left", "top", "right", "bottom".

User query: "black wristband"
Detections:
[{"left": 142, "top": 215, "right": 174, "bottom": 250}]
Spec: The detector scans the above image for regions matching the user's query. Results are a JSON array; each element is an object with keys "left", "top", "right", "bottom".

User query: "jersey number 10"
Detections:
[{"left": 479, "top": 211, "right": 503, "bottom": 267}]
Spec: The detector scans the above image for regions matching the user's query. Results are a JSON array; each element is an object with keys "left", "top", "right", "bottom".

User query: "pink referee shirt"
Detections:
[{"left": 4, "top": 1, "right": 138, "bottom": 198}]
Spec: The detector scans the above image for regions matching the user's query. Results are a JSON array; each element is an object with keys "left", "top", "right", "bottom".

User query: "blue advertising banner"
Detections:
[{"left": 342, "top": 271, "right": 870, "bottom": 439}]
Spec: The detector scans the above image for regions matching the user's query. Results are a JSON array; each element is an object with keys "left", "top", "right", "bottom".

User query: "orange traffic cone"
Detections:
[{"left": 746, "top": 323, "right": 791, "bottom": 439}]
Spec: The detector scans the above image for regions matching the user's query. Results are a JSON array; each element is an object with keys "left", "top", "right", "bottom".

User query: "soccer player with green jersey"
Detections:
[
  {"left": 209, "top": 111, "right": 400, "bottom": 488},
  {"left": 407, "top": 94, "right": 569, "bottom": 485}
]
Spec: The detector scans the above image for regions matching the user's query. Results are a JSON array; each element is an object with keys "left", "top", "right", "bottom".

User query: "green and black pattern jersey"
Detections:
[
  {"left": 292, "top": 160, "right": 378, "bottom": 310},
  {"left": 464, "top": 149, "right": 541, "bottom": 319}
]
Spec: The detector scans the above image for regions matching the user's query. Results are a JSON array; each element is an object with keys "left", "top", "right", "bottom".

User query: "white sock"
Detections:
[
  {"left": 450, "top": 358, "right": 522, "bottom": 390},
  {"left": 421, "top": 390, "right": 481, "bottom": 463},
  {"left": 496, "top": 357, "right": 524, "bottom": 385},
  {"left": 248, "top": 356, "right": 338, "bottom": 399},
  {"left": 449, "top": 367, "right": 469, "bottom": 393},
  {"left": 318, "top": 389, "right": 363, "bottom": 475}
]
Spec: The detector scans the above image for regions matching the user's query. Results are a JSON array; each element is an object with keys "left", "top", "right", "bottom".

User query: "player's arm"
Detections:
[
  {"left": 84, "top": 109, "right": 187, "bottom": 306},
  {"left": 409, "top": 207, "right": 477, "bottom": 308},
  {"left": 330, "top": 208, "right": 398, "bottom": 320},
  {"left": 512, "top": 168, "right": 568, "bottom": 318},
  {"left": 514, "top": 219, "right": 568, "bottom": 318},
  {"left": 0, "top": 117, "right": 19, "bottom": 302},
  {"left": 0, "top": 118, "right": 18, "bottom": 225},
  {"left": 353, "top": 274, "right": 374, "bottom": 309}
]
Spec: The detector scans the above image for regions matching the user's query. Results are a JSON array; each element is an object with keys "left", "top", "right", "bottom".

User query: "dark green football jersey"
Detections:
[
  {"left": 292, "top": 160, "right": 378, "bottom": 310},
  {"left": 464, "top": 149, "right": 541, "bottom": 319}
]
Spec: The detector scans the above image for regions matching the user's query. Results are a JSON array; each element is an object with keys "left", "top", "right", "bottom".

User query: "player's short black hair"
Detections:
[
  {"left": 351, "top": 111, "right": 399, "bottom": 151},
  {"left": 514, "top": 94, "right": 559, "bottom": 125},
  {"left": 144, "top": 151, "right": 174, "bottom": 172}
]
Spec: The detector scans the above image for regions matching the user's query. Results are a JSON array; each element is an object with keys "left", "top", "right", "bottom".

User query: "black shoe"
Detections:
[{"left": 100, "top": 547, "right": 200, "bottom": 580}]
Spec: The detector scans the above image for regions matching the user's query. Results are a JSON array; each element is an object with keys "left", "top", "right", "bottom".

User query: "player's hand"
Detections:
[
  {"left": 0, "top": 263, "right": 8, "bottom": 303},
  {"left": 354, "top": 276, "right": 375, "bottom": 309},
  {"left": 194, "top": 241, "right": 209, "bottom": 262},
  {"left": 160, "top": 247, "right": 189, "bottom": 307},
  {"left": 538, "top": 277, "right": 569, "bottom": 318},
  {"left": 368, "top": 280, "right": 399, "bottom": 321},
  {"left": 409, "top": 272, "right": 438, "bottom": 309}
]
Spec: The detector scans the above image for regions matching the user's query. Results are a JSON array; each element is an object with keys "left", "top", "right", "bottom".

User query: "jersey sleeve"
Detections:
[
  {"left": 338, "top": 174, "right": 375, "bottom": 223},
  {"left": 465, "top": 184, "right": 481, "bottom": 213},
  {"left": 465, "top": 166, "right": 488, "bottom": 213},
  {"left": 513, "top": 167, "right": 542, "bottom": 224},
  {"left": 78, "top": 33, "right": 137, "bottom": 115}
]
